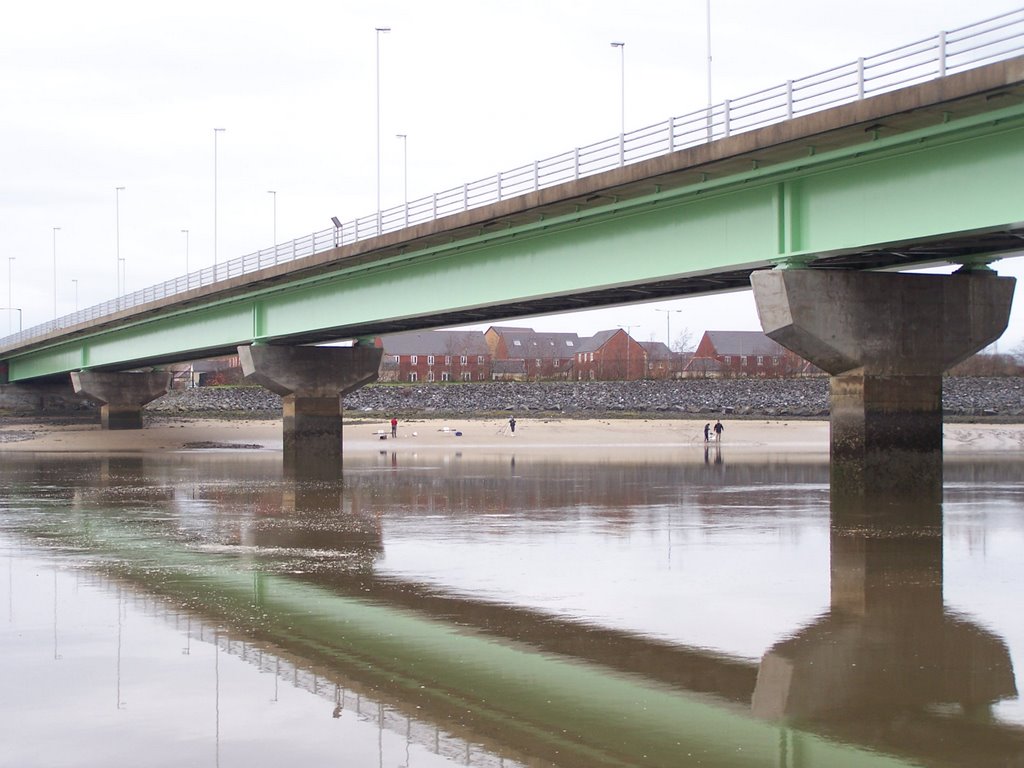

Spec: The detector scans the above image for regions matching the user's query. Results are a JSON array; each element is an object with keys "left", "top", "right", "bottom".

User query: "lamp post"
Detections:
[
  {"left": 181, "top": 229, "right": 189, "bottom": 276},
  {"left": 375, "top": 26, "right": 391, "bottom": 235},
  {"left": 7, "top": 256, "right": 13, "bottom": 334},
  {"left": 395, "top": 133, "right": 407, "bottom": 226},
  {"left": 213, "top": 127, "right": 226, "bottom": 270},
  {"left": 267, "top": 190, "right": 277, "bottom": 261},
  {"left": 706, "top": 0, "right": 713, "bottom": 140},
  {"left": 655, "top": 308, "right": 684, "bottom": 349},
  {"left": 610, "top": 41, "right": 625, "bottom": 136},
  {"left": 706, "top": 0, "right": 713, "bottom": 110},
  {"left": 115, "top": 186, "right": 125, "bottom": 297},
  {"left": 71, "top": 279, "right": 78, "bottom": 313},
  {"left": 0, "top": 307, "right": 22, "bottom": 333},
  {"left": 52, "top": 226, "right": 61, "bottom": 320}
]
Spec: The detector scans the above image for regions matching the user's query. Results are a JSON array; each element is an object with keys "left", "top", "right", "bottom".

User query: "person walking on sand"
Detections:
[
  {"left": 508, "top": 416, "right": 517, "bottom": 434},
  {"left": 703, "top": 423, "right": 711, "bottom": 442},
  {"left": 713, "top": 420, "right": 724, "bottom": 442},
  {"left": 390, "top": 417, "right": 398, "bottom": 438}
]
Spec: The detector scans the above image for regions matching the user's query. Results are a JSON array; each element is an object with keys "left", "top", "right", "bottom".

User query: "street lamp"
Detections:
[
  {"left": 655, "top": 308, "right": 684, "bottom": 348},
  {"left": 52, "top": 226, "right": 61, "bottom": 320},
  {"left": 375, "top": 26, "right": 391, "bottom": 235},
  {"left": 0, "top": 307, "right": 22, "bottom": 333},
  {"left": 395, "top": 133, "right": 407, "bottom": 226},
  {"left": 181, "top": 229, "right": 189, "bottom": 276},
  {"left": 610, "top": 41, "right": 625, "bottom": 136},
  {"left": 213, "top": 127, "right": 226, "bottom": 269},
  {"left": 706, "top": 0, "right": 713, "bottom": 140},
  {"left": 267, "top": 190, "right": 277, "bottom": 261},
  {"left": 115, "top": 186, "right": 125, "bottom": 297},
  {"left": 7, "top": 256, "right": 14, "bottom": 334}
]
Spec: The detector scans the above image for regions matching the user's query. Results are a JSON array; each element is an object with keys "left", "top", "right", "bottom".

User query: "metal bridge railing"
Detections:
[{"left": 4, "top": 7, "right": 1023, "bottom": 350}]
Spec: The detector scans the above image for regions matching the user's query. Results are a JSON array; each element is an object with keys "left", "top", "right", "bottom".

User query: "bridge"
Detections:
[{"left": 2, "top": 11, "right": 1024, "bottom": 479}]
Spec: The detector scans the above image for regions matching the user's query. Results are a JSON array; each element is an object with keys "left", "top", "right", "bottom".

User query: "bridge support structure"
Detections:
[
  {"left": 751, "top": 269, "right": 1015, "bottom": 496},
  {"left": 70, "top": 370, "right": 172, "bottom": 430},
  {"left": 238, "top": 344, "right": 382, "bottom": 470}
]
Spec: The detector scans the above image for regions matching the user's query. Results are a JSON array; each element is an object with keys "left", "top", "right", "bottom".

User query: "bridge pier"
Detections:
[
  {"left": 751, "top": 269, "right": 1015, "bottom": 495},
  {"left": 238, "top": 344, "right": 382, "bottom": 469},
  {"left": 70, "top": 370, "right": 172, "bottom": 430}
]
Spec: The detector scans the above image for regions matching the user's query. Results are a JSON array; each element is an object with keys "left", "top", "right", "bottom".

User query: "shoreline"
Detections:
[{"left": 2, "top": 414, "right": 1023, "bottom": 458}]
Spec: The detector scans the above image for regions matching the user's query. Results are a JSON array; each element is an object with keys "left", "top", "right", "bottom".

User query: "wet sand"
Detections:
[{"left": 1, "top": 416, "right": 1022, "bottom": 458}]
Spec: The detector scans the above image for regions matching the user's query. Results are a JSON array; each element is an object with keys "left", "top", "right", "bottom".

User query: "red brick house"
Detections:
[
  {"left": 574, "top": 329, "right": 648, "bottom": 381},
  {"left": 684, "top": 330, "right": 805, "bottom": 378},
  {"left": 376, "top": 331, "right": 491, "bottom": 382},
  {"left": 639, "top": 341, "right": 683, "bottom": 380},
  {"left": 484, "top": 326, "right": 580, "bottom": 380}
]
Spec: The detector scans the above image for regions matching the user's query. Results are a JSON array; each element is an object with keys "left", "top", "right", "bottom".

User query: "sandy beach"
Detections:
[{"left": 2, "top": 415, "right": 1023, "bottom": 458}]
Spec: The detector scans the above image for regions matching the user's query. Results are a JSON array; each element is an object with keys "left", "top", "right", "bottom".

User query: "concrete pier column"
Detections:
[
  {"left": 238, "top": 344, "right": 383, "bottom": 468},
  {"left": 70, "top": 370, "right": 172, "bottom": 430},
  {"left": 751, "top": 269, "right": 1014, "bottom": 494}
]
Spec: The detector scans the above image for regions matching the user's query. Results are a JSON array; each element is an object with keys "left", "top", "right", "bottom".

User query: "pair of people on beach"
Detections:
[{"left": 704, "top": 420, "right": 724, "bottom": 442}]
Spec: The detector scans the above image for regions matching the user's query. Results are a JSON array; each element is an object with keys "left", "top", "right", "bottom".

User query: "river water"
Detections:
[{"left": 1, "top": 447, "right": 1022, "bottom": 767}]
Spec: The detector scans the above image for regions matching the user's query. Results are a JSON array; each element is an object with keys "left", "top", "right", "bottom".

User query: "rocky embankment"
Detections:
[{"left": 143, "top": 377, "right": 1024, "bottom": 420}]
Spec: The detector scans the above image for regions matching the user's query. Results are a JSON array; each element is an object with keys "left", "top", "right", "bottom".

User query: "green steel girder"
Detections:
[{"left": 6, "top": 101, "right": 1024, "bottom": 382}]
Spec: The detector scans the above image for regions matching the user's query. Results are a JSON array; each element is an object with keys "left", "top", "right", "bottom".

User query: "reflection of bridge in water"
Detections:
[
  {"left": 5, "top": 452, "right": 1024, "bottom": 766},
  {"left": 88, "top": 578, "right": 526, "bottom": 768}
]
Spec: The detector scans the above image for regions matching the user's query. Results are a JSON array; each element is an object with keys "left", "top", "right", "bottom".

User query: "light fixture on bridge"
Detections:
[{"left": 331, "top": 217, "right": 343, "bottom": 247}]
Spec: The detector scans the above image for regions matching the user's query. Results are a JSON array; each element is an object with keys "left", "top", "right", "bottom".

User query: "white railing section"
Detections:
[{"left": 3, "top": 7, "right": 1023, "bottom": 349}]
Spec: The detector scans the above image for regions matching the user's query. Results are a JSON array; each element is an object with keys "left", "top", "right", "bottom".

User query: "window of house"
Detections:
[
  {"left": 589, "top": 353, "right": 594, "bottom": 362},
  {"left": 428, "top": 371, "right": 436, "bottom": 382},
  {"left": 441, "top": 371, "right": 450, "bottom": 381},
  {"left": 411, "top": 355, "right": 418, "bottom": 365},
  {"left": 462, "top": 372, "right": 471, "bottom": 382},
  {"left": 460, "top": 355, "right": 467, "bottom": 365},
  {"left": 513, "top": 340, "right": 522, "bottom": 347},
  {"left": 589, "top": 370, "right": 595, "bottom": 380},
  {"left": 741, "top": 356, "right": 748, "bottom": 366},
  {"left": 724, "top": 356, "right": 731, "bottom": 364},
  {"left": 445, "top": 355, "right": 451, "bottom": 365},
  {"left": 773, "top": 357, "right": 779, "bottom": 366},
  {"left": 409, "top": 372, "right": 418, "bottom": 382},
  {"left": 566, "top": 340, "right": 574, "bottom": 347},
  {"left": 553, "top": 359, "right": 559, "bottom": 367},
  {"left": 757, "top": 356, "right": 763, "bottom": 366},
  {"left": 427, "top": 355, "right": 435, "bottom": 365},
  {"left": 536, "top": 358, "right": 542, "bottom": 367}
]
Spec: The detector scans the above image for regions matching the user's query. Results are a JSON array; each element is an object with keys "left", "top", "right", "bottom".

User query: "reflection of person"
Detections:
[
  {"left": 508, "top": 416, "right": 517, "bottom": 434},
  {"left": 390, "top": 417, "right": 398, "bottom": 438},
  {"left": 714, "top": 420, "right": 724, "bottom": 441},
  {"left": 703, "top": 423, "right": 711, "bottom": 442}
]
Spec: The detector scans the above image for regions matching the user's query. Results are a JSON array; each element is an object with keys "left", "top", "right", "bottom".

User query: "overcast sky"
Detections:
[{"left": 3, "top": 0, "right": 1023, "bottom": 351}]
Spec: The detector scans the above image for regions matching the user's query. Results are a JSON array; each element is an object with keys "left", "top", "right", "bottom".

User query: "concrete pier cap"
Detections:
[
  {"left": 238, "top": 343, "right": 383, "bottom": 467},
  {"left": 751, "top": 268, "right": 1015, "bottom": 495},
  {"left": 70, "top": 370, "right": 172, "bottom": 430}
]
